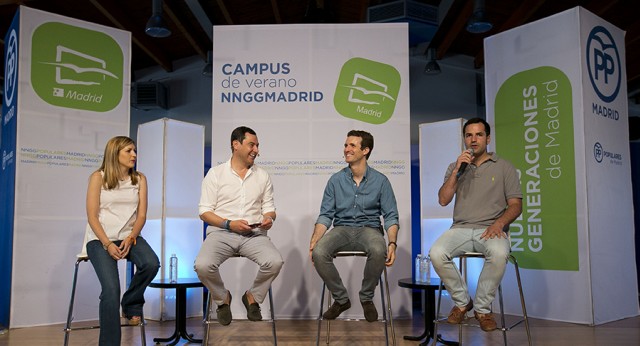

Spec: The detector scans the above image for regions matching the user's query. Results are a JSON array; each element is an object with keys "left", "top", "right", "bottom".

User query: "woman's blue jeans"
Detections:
[{"left": 86, "top": 237, "right": 159, "bottom": 346}]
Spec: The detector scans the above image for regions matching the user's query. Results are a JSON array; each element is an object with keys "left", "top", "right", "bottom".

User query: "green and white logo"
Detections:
[
  {"left": 333, "top": 57, "right": 400, "bottom": 124},
  {"left": 495, "top": 66, "right": 578, "bottom": 271},
  {"left": 31, "top": 22, "right": 124, "bottom": 112}
]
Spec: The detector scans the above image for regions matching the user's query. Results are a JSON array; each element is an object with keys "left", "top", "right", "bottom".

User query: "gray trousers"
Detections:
[
  {"left": 312, "top": 226, "right": 387, "bottom": 304},
  {"left": 194, "top": 229, "right": 283, "bottom": 306}
]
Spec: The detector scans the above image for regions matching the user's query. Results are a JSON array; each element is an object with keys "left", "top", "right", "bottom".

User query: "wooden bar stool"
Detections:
[
  {"left": 315, "top": 251, "right": 396, "bottom": 346},
  {"left": 63, "top": 256, "right": 147, "bottom": 346}
]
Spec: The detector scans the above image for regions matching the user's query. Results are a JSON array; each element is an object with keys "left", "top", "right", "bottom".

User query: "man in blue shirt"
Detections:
[{"left": 309, "top": 130, "right": 399, "bottom": 322}]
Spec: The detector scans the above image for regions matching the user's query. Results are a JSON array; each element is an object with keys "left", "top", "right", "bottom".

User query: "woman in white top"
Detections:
[{"left": 83, "top": 136, "right": 159, "bottom": 346}]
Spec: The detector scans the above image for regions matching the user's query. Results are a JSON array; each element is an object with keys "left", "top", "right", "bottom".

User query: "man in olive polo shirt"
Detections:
[{"left": 429, "top": 118, "right": 522, "bottom": 332}]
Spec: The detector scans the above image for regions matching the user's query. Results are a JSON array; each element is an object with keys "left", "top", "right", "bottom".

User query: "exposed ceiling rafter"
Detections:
[
  {"left": 216, "top": 0, "right": 233, "bottom": 25},
  {"left": 473, "top": 0, "right": 547, "bottom": 68},
  {"left": 163, "top": 1, "right": 207, "bottom": 60},
  {"left": 184, "top": 0, "right": 213, "bottom": 40},
  {"left": 89, "top": 0, "right": 173, "bottom": 71},
  {"left": 429, "top": 0, "right": 473, "bottom": 60},
  {"left": 270, "top": 0, "right": 281, "bottom": 23}
]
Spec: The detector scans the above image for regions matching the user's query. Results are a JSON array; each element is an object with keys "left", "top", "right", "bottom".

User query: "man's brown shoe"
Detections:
[
  {"left": 126, "top": 316, "right": 142, "bottom": 326},
  {"left": 447, "top": 299, "right": 473, "bottom": 324},
  {"left": 474, "top": 311, "right": 498, "bottom": 331}
]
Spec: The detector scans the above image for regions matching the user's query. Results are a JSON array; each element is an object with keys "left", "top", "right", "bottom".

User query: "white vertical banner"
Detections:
[
  {"left": 137, "top": 118, "right": 205, "bottom": 321},
  {"left": 10, "top": 6, "right": 130, "bottom": 327},
  {"left": 418, "top": 119, "right": 466, "bottom": 314},
  {"left": 211, "top": 24, "right": 412, "bottom": 319},
  {"left": 419, "top": 119, "right": 465, "bottom": 255},
  {"left": 579, "top": 8, "right": 637, "bottom": 325},
  {"left": 485, "top": 6, "right": 638, "bottom": 324}
]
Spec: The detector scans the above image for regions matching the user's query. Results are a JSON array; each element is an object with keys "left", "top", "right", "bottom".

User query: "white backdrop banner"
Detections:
[
  {"left": 485, "top": 6, "right": 638, "bottom": 324},
  {"left": 8, "top": 6, "right": 130, "bottom": 327},
  {"left": 211, "top": 24, "right": 412, "bottom": 319}
]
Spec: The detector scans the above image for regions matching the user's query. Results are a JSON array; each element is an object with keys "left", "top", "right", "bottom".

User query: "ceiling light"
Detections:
[
  {"left": 466, "top": 0, "right": 492, "bottom": 34},
  {"left": 424, "top": 48, "right": 441, "bottom": 75},
  {"left": 146, "top": 0, "right": 171, "bottom": 38}
]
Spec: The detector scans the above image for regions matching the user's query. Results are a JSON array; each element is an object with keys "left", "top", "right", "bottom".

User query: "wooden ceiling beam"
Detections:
[
  {"left": 0, "top": 0, "right": 29, "bottom": 5},
  {"left": 625, "top": 20, "right": 640, "bottom": 46},
  {"left": 474, "top": 0, "right": 548, "bottom": 68},
  {"left": 428, "top": 0, "right": 473, "bottom": 60},
  {"left": 626, "top": 45, "right": 640, "bottom": 85},
  {"left": 216, "top": 0, "right": 234, "bottom": 25},
  {"left": 89, "top": 0, "right": 173, "bottom": 72},
  {"left": 270, "top": 0, "right": 282, "bottom": 23},
  {"left": 163, "top": 1, "right": 207, "bottom": 60},
  {"left": 496, "top": 0, "right": 546, "bottom": 33},
  {"left": 357, "top": 0, "right": 370, "bottom": 22},
  {"left": 585, "top": 0, "right": 619, "bottom": 16}
]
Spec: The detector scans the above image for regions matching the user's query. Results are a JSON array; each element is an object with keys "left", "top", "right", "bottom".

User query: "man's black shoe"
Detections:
[
  {"left": 216, "top": 292, "right": 232, "bottom": 326},
  {"left": 323, "top": 299, "right": 351, "bottom": 320},
  {"left": 361, "top": 301, "right": 378, "bottom": 322},
  {"left": 242, "top": 291, "right": 263, "bottom": 321}
]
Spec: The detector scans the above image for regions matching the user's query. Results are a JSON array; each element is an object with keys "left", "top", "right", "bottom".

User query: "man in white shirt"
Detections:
[{"left": 194, "top": 126, "right": 283, "bottom": 326}]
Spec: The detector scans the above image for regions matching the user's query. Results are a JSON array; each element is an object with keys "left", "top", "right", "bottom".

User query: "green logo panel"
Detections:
[
  {"left": 495, "top": 66, "right": 578, "bottom": 271},
  {"left": 333, "top": 57, "right": 400, "bottom": 124},
  {"left": 31, "top": 22, "right": 124, "bottom": 112}
]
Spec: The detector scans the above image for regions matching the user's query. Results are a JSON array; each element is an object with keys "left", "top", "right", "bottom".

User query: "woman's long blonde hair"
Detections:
[{"left": 98, "top": 136, "right": 140, "bottom": 190}]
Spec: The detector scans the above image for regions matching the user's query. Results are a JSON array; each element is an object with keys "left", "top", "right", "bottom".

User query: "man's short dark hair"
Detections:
[
  {"left": 347, "top": 130, "right": 374, "bottom": 160},
  {"left": 230, "top": 126, "right": 257, "bottom": 152},
  {"left": 463, "top": 118, "right": 491, "bottom": 136}
]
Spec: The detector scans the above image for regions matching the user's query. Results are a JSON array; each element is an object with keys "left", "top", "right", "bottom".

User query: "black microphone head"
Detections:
[{"left": 456, "top": 148, "right": 474, "bottom": 178}]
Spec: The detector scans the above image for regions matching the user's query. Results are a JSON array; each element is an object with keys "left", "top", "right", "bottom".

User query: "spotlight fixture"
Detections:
[
  {"left": 145, "top": 0, "right": 171, "bottom": 38},
  {"left": 202, "top": 51, "right": 213, "bottom": 77},
  {"left": 424, "top": 48, "right": 441, "bottom": 75},
  {"left": 466, "top": 0, "right": 493, "bottom": 34}
]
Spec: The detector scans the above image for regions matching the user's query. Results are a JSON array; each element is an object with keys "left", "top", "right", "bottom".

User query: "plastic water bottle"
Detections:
[
  {"left": 169, "top": 253, "right": 178, "bottom": 283},
  {"left": 422, "top": 255, "right": 431, "bottom": 283},
  {"left": 419, "top": 255, "right": 428, "bottom": 282},
  {"left": 415, "top": 254, "right": 423, "bottom": 282}
]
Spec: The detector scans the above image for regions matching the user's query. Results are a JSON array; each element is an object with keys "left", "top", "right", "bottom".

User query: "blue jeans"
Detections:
[
  {"left": 429, "top": 227, "right": 510, "bottom": 314},
  {"left": 312, "top": 226, "right": 386, "bottom": 304},
  {"left": 86, "top": 237, "right": 159, "bottom": 346}
]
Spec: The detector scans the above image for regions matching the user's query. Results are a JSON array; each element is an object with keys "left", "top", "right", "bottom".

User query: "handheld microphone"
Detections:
[{"left": 456, "top": 148, "right": 474, "bottom": 179}]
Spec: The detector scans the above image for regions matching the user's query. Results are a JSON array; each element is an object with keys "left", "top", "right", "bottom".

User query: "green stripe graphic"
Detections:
[{"left": 495, "top": 66, "right": 579, "bottom": 271}]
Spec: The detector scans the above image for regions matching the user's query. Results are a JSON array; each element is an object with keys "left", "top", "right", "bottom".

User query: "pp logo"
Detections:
[
  {"left": 586, "top": 26, "right": 621, "bottom": 103},
  {"left": 31, "top": 22, "right": 124, "bottom": 112},
  {"left": 4, "top": 28, "right": 18, "bottom": 107},
  {"left": 594, "top": 142, "right": 603, "bottom": 163},
  {"left": 333, "top": 57, "right": 400, "bottom": 125}
]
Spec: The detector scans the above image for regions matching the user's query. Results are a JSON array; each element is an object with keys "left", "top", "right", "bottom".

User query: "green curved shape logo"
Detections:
[
  {"left": 333, "top": 57, "right": 400, "bottom": 124},
  {"left": 495, "top": 66, "right": 578, "bottom": 271},
  {"left": 31, "top": 22, "right": 124, "bottom": 112}
]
